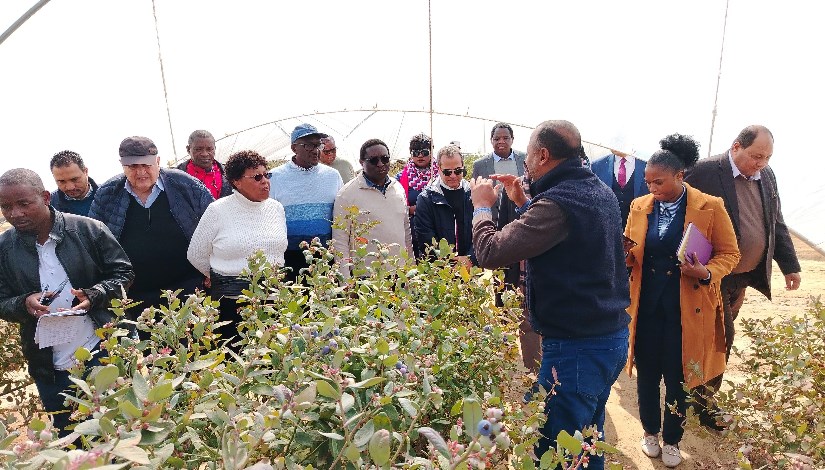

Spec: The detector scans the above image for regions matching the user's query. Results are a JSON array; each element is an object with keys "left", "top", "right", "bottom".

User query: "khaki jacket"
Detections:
[{"left": 624, "top": 183, "right": 740, "bottom": 388}]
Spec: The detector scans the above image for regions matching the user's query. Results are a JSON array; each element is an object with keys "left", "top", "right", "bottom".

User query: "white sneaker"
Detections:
[
  {"left": 640, "top": 435, "right": 661, "bottom": 458},
  {"left": 662, "top": 444, "right": 682, "bottom": 467}
]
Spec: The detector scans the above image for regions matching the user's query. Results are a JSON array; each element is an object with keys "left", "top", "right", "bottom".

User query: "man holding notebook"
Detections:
[{"left": 0, "top": 168, "right": 134, "bottom": 436}]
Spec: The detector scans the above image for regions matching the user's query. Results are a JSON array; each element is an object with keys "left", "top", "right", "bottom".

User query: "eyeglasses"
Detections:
[
  {"left": 322, "top": 147, "right": 337, "bottom": 155},
  {"left": 241, "top": 172, "right": 272, "bottom": 182},
  {"left": 411, "top": 149, "right": 430, "bottom": 157},
  {"left": 364, "top": 156, "right": 391, "bottom": 166},
  {"left": 295, "top": 142, "right": 324, "bottom": 151},
  {"left": 441, "top": 168, "right": 465, "bottom": 176}
]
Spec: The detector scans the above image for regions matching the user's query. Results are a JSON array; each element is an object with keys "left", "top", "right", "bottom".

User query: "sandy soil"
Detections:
[{"left": 605, "top": 238, "right": 825, "bottom": 469}]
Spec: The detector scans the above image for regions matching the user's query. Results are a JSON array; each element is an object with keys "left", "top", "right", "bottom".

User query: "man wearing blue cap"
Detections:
[{"left": 269, "top": 124, "right": 343, "bottom": 283}]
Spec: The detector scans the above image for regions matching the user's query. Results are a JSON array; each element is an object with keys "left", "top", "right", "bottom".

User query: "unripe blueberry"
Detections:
[{"left": 477, "top": 419, "right": 492, "bottom": 436}]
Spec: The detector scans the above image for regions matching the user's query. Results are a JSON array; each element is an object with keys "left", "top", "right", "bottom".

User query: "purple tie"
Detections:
[{"left": 618, "top": 157, "right": 627, "bottom": 188}]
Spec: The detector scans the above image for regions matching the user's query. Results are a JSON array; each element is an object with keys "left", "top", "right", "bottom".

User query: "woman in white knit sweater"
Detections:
[{"left": 187, "top": 150, "right": 287, "bottom": 341}]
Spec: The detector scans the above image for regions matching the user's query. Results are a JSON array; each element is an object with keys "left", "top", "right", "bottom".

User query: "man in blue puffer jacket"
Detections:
[{"left": 89, "top": 136, "right": 213, "bottom": 331}]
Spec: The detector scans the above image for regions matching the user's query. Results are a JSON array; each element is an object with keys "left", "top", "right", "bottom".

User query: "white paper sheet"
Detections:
[{"left": 34, "top": 309, "right": 88, "bottom": 349}]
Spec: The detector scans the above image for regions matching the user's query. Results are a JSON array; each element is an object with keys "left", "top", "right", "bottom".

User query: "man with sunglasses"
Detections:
[
  {"left": 88, "top": 136, "right": 213, "bottom": 337},
  {"left": 269, "top": 124, "right": 343, "bottom": 283},
  {"left": 332, "top": 138, "right": 412, "bottom": 279},
  {"left": 320, "top": 136, "right": 355, "bottom": 184},
  {"left": 414, "top": 145, "right": 474, "bottom": 268}
]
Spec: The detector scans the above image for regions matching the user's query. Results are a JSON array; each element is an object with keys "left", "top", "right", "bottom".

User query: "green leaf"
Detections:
[
  {"left": 99, "top": 416, "right": 117, "bottom": 436},
  {"left": 133, "top": 371, "right": 149, "bottom": 402},
  {"left": 539, "top": 448, "right": 556, "bottom": 468},
  {"left": 30, "top": 419, "right": 47, "bottom": 432},
  {"left": 315, "top": 379, "right": 341, "bottom": 400},
  {"left": 450, "top": 399, "right": 463, "bottom": 416},
  {"left": 350, "top": 376, "right": 385, "bottom": 389},
  {"left": 184, "top": 359, "right": 215, "bottom": 372},
  {"left": 382, "top": 354, "right": 399, "bottom": 367},
  {"left": 398, "top": 397, "right": 418, "bottom": 418},
  {"left": 463, "top": 398, "right": 483, "bottom": 437},
  {"left": 74, "top": 347, "right": 92, "bottom": 362},
  {"left": 556, "top": 430, "right": 582, "bottom": 456},
  {"left": 594, "top": 440, "right": 619, "bottom": 454},
  {"left": 418, "top": 427, "right": 450, "bottom": 459},
  {"left": 373, "top": 412, "right": 393, "bottom": 433},
  {"left": 337, "top": 393, "right": 355, "bottom": 414},
  {"left": 73, "top": 419, "right": 102, "bottom": 436},
  {"left": 95, "top": 364, "right": 120, "bottom": 390},
  {"left": 345, "top": 442, "right": 361, "bottom": 462},
  {"left": 368, "top": 429, "right": 391, "bottom": 466},
  {"left": 354, "top": 421, "right": 375, "bottom": 448},
  {"left": 147, "top": 381, "right": 173, "bottom": 403},
  {"left": 376, "top": 338, "right": 390, "bottom": 355},
  {"left": 250, "top": 384, "right": 277, "bottom": 396},
  {"left": 111, "top": 443, "right": 151, "bottom": 464},
  {"left": 119, "top": 399, "right": 142, "bottom": 419},
  {"left": 319, "top": 431, "right": 345, "bottom": 440},
  {"left": 295, "top": 382, "right": 317, "bottom": 404}
]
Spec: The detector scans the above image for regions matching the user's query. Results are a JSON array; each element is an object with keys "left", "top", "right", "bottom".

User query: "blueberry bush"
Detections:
[{"left": 0, "top": 211, "right": 621, "bottom": 469}]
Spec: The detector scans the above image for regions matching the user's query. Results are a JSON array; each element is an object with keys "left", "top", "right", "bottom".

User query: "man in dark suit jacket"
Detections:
[
  {"left": 471, "top": 122, "right": 539, "bottom": 372},
  {"left": 591, "top": 149, "right": 649, "bottom": 228},
  {"left": 685, "top": 125, "right": 801, "bottom": 421}
]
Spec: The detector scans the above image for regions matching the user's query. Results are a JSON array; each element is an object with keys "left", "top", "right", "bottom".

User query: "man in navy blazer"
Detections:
[{"left": 591, "top": 148, "right": 648, "bottom": 228}]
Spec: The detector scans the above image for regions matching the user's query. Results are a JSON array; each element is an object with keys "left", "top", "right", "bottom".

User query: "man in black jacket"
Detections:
[
  {"left": 414, "top": 144, "right": 474, "bottom": 266},
  {"left": 0, "top": 168, "right": 133, "bottom": 435}
]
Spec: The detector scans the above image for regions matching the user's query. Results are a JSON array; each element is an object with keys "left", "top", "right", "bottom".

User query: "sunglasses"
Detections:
[
  {"left": 364, "top": 156, "right": 391, "bottom": 166},
  {"left": 241, "top": 172, "right": 272, "bottom": 182},
  {"left": 322, "top": 147, "right": 337, "bottom": 155},
  {"left": 441, "top": 168, "right": 465, "bottom": 176},
  {"left": 411, "top": 149, "right": 430, "bottom": 157}
]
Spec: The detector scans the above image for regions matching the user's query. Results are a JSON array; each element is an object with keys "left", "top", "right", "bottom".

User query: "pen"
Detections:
[
  {"left": 40, "top": 278, "right": 69, "bottom": 306},
  {"left": 38, "top": 284, "right": 50, "bottom": 304}
]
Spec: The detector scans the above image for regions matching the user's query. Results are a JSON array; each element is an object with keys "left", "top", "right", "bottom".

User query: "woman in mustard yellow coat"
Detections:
[{"left": 624, "top": 134, "right": 740, "bottom": 468}]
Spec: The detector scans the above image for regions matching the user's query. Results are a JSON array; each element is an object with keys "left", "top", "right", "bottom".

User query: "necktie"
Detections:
[{"left": 618, "top": 158, "right": 627, "bottom": 188}]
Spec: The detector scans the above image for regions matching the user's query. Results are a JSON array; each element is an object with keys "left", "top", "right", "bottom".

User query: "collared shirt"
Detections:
[
  {"left": 728, "top": 151, "right": 761, "bottom": 181},
  {"left": 125, "top": 176, "right": 165, "bottom": 208},
  {"left": 493, "top": 150, "right": 515, "bottom": 162},
  {"left": 657, "top": 185, "right": 686, "bottom": 238},
  {"left": 363, "top": 173, "right": 391, "bottom": 195},
  {"left": 186, "top": 161, "right": 223, "bottom": 199},
  {"left": 64, "top": 184, "right": 94, "bottom": 201},
  {"left": 613, "top": 154, "right": 636, "bottom": 180},
  {"left": 36, "top": 234, "right": 99, "bottom": 370}
]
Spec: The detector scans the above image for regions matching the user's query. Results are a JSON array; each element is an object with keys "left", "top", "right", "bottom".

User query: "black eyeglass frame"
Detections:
[
  {"left": 363, "top": 156, "right": 391, "bottom": 166},
  {"left": 411, "top": 149, "right": 431, "bottom": 157},
  {"left": 440, "top": 168, "right": 466, "bottom": 176},
  {"left": 240, "top": 172, "right": 272, "bottom": 182}
]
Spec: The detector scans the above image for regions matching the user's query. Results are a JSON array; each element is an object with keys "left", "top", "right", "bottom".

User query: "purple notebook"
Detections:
[{"left": 677, "top": 222, "right": 712, "bottom": 265}]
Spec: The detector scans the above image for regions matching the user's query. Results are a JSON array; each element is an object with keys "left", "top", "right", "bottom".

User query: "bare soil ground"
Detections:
[{"left": 605, "top": 236, "right": 825, "bottom": 469}]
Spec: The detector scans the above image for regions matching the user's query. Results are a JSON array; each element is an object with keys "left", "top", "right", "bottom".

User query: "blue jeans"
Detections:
[
  {"left": 535, "top": 327, "right": 629, "bottom": 469},
  {"left": 33, "top": 347, "right": 105, "bottom": 437}
]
